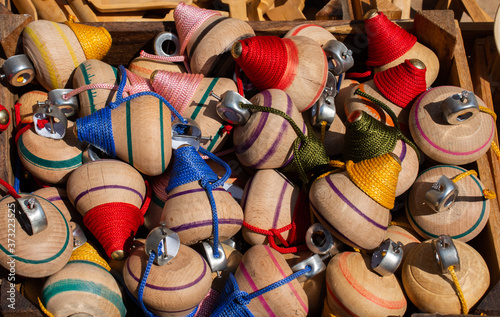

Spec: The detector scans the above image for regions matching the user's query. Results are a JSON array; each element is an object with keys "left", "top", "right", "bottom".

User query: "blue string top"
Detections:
[
  {"left": 138, "top": 241, "right": 199, "bottom": 317},
  {"left": 76, "top": 65, "right": 188, "bottom": 155},
  {"left": 211, "top": 266, "right": 312, "bottom": 317}
]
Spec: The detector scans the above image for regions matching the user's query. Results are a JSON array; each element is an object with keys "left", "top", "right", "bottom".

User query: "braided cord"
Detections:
[
  {"left": 76, "top": 106, "right": 116, "bottom": 157},
  {"left": 451, "top": 170, "right": 496, "bottom": 200},
  {"left": 239, "top": 103, "right": 329, "bottom": 183},
  {"left": 69, "top": 242, "right": 111, "bottom": 271},
  {"left": 478, "top": 105, "right": 500, "bottom": 162},
  {"left": 353, "top": 89, "right": 420, "bottom": 161},
  {"left": 167, "top": 146, "right": 231, "bottom": 258},
  {"left": 448, "top": 266, "right": 468, "bottom": 314},
  {"left": 38, "top": 298, "right": 55, "bottom": 317}
]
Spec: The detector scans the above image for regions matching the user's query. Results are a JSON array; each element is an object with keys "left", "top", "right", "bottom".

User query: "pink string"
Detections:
[
  {"left": 63, "top": 69, "right": 153, "bottom": 100},
  {"left": 150, "top": 70, "right": 204, "bottom": 116},
  {"left": 139, "top": 3, "right": 221, "bottom": 73}
]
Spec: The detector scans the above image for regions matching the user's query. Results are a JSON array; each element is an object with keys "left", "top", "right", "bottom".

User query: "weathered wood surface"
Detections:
[{"left": 0, "top": 279, "right": 43, "bottom": 317}]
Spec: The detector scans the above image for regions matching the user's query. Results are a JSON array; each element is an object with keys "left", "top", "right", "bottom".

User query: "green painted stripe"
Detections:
[
  {"left": 151, "top": 193, "right": 165, "bottom": 208},
  {"left": 126, "top": 100, "right": 133, "bottom": 165},
  {"left": 42, "top": 279, "right": 126, "bottom": 317},
  {"left": 190, "top": 77, "right": 219, "bottom": 120},
  {"left": 112, "top": 66, "right": 118, "bottom": 80},
  {"left": 79, "top": 62, "right": 96, "bottom": 114},
  {"left": 406, "top": 165, "right": 487, "bottom": 239},
  {"left": 159, "top": 100, "right": 165, "bottom": 171},
  {"left": 0, "top": 194, "right": 70, "bottom": 264},
  {"left": 68, "top": 260, "right": 109, "bottom": 272},
  {"left": 18, "top": 135, "right": 82, "bottom": 171},
  {"left": 206, "top": 124, "right": 225, "bottom": 152}
]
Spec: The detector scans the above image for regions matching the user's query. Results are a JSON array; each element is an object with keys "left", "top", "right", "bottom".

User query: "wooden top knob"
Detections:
[
  {"left": 409, "top": 59, "right": 426, "bottom": 70},
  {"left": 231, "top": 41, "right": 243, "bottom": 60},
  {"left": 364, "top": 9, "right": 379, "bottom": 20}
]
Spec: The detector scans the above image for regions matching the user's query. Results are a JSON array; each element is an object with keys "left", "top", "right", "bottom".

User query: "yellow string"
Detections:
[
  {"left": 480, "top": 105, "right": 497, "bottom": 121},
  {"left": 69, "top": 242, "right": 111, "bottom": 271},
  {"left": 448, "top": 266, "right": 468, "bottom": 314},
  {"left": 316, "top": 160, "right": 346, "bottom": 180},
  {"left": 64, "top": 16, "right": 112, "bottom": 60},
  {"left": 491, "top": 141, "right": 500, "bottom": 161},
  {"left": 38, "top": 298, "right": 55, "bottom": 317},
  {"left": 345, "top": 153, "right": 401, "bottom": 209},
  {"left": 388, "top": 221, "right": 415, "bottom": 231},
  {"left": 321, "top": 120, "right": 327, "bottom": 143},
  {"left": 452, "top": 170, "right": 496, "bottom": 200}
]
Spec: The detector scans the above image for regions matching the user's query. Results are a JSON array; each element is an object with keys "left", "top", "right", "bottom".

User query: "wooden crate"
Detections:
[{"left": 0, "top": 8, "right": 499, "bottom": 316}]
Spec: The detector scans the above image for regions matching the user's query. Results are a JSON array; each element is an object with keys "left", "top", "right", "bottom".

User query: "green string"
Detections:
[
  {"left": 344, "top": 89, "right": 420, "bottom": 162},
  {"left": 240, "top": 103, "right": 329, "bottom": 184}
]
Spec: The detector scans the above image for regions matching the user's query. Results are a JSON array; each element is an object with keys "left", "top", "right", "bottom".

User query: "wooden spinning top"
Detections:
[
  {"left": 17, "top": 120, "right": 85, "bottom": 185},
  {"left": 345, "top": 59, "right": 427, "bottom": 132},
  {"left": 364, "top": 10, "right": 439, "bottom": 86},
  {"left": 22, "top": 19, "right": 111, "bottom": 90},
  {"left": 150, "top": 70, "right": 236, "bottom": 152},
  {"left": 231, "top": 245, "right": 308, "bottom": 316},
  {"left": 232, "top": 35, "right": 328, "bottom": 112},
  {"left": 123, "top": 241, "right": 212, "bottom": 317},
  {"left": 0, "top": 193, "right": 73, "bottom": 278},
  {"left": 161, "top": 145, "right": 243, "bottom": 245},
  {"left": 66, "top": 159, "right": 146, "bottom": 260},
  {"left": 42, "top": 243, "right": 126, "bottom": 317},
  {"left": 241, "top": 169, "right": 309, "bottom": 250},
  {"left": 309, "top": 153, "right": 401, "bottom": 250},
  {"left": 233, "top": 89, "right": 306, "bottom": 169},
  {"left": 402, "top": 238, "right": 489, "bottom": 314},
  {"left": 284, "top": 24, "right": 336, "bottom": 47},
  {"left": 72, "top": 59, "right": 122, "bottom": 118},
  {"left": 75, "top": 93, "right": 172, "bottom": 176},
  {"left": 409, "top": 86, "right": 495, "bottom": 165},
  {"left": 174, "top": 2, "right": 255, "bottom": 76},
  {"left": 406, "top": 165, "right": 490, "bottom": 242},
  {"left": 325, "top": 252, "right": 407, "bottom": 317}
]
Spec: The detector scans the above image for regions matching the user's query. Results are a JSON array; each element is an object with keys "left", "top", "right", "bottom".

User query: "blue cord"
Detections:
[
  {"left": 14, "top": 152, "right": 21, "bottom": 193},
  {"left": 76, "top": 106, "right": 116, "bottom": 157},
  {"left": 137, "top": 241, "right": 199, "bottom": 317},
  {"left": 211, "top": 265, "right": 312, "bottom": 316},
  {"left": 336, "top": 73, "right": 343, "bottom": 93}
]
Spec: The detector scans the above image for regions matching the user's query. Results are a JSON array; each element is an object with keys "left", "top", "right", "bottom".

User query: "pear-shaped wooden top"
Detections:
[
  {"left": 309, "top": 171, "right": 390, "bottom": 250},
  {"left": 241, "top": 169, "right": 304, "bottom": 246},
  {"left": 124, "top": 243, "right": 212, "bottom": 317},
  {"left": 0, "top": 193, "right": 73, "bottom": 278},
  {"left": 409, "top": 86, "right": 495, "bottom": 165},
  {"left": 73, "top": 59, "right": 121, "bottom": 118},
  {"left": 17, "top": 121, "right": 85, "bottom": 185},
  {"left": 23, "top": 20, "right": 86, "bottom": 90},
  {"left": 406, "top": 165, "right": 490, "bottom": 242},
  {"left": 66, "top": 159, "right": 146, "bottom": 215},
  {"left": 233, "top": 245, "right": 308, "bottom": 316},
  {"left": 161, "top": 181, "right": 243, "bottom": 245},
  {"left": 16, "top": 90, "right": 47, "bottom": 124},
  {"left": 402, "top": 239, "right": 490, "bottom": 314},
  {"left": 234, "top": 89, "right": 305, "bottom": 169},
  {"left": 186, "top": 15, "right": 255, "bottom": 77},
  {"left": 42, "top": 259, "right": 126, "bottom": 317},
  {"left": 325, "top": 252, "right": 407, "bottom": 317},
  {"left": 283, "top": 24, "right": 336, "bottom": 47}
]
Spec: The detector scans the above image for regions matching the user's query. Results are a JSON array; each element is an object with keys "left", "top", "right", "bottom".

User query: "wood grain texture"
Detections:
[
  {"left": 42, "top": 260, "right": 125, "bottom": 317},
  {"left": 0, "top": 194, "right": 73, "bottom": 278},
  {"left": 309, "top": 171, "right": 390, "bottom": 250},
  {"left": 241, "top": 169, "right": 299, "bottom": 245},
  {"left": 406, "top": 165, "right": 490, "bottom": 242},
  {"left": 234, "top": 89, "right": 305, "bottom": 169},
  {"left": 409, "top": 86, "right": 494, "bottom": 165},
  {"left": 402, "top": 239, "right": 490, "bottom": 314},
  {"left": 32, "top": 187, "right": 77, "bottom": 223},
  {"left": 123, "top": 243, "right": 212, "bottom": 317},
  {"left": 15, "top": 90, "right": 47, "bottom": 125},
  {"left": 325, "top": 252, "right": 407, "bottom": 317},
  {"left": 0, "top": 278, "right": 43, "bottom": 317},
  {"left": 0, "top": 11, "right": 33, "bottom": 58},
  {"left": 0, "top": 58, "right": 16, "bottom": 190},
  {"left": 369, "top": 0, "right": 402, "bottom": 20},
  {"left": 283, "top": 24, "right": 336, "bottom": 46},
  {"left": 233, "top": 245, "right": 308, "bottom": 316},
  {"left": 17, "top": 121, "right": 85, "bottom": 184}
]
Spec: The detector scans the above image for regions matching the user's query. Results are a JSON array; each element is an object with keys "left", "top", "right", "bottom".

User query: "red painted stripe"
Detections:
[
  {"left": 326, "top": 279, "right": 358, "bottom": 317},
  {"left": 289, "top": 24, "right": 319, "bottom": 36},
  {"left": 240, "top": 262, "right": 275, "bottom": 316}
]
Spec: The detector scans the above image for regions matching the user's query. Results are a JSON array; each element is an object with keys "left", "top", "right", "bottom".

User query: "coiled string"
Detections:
[
  {"left": 167, "top": 145, "right": 231, "bottom": 259},
  {"left": 452, "top": 170, "right": 496, "bottom": 200},
  {"left": 138, "top": 241, "right": 199, "bottom": 317},
  {"left": 239, "top": 103, "right": 329, "bottom": 184},
  {"left": 211, "top": 266, "right": 311, "bottom": 316},
  {"left": 345, "top": 89, "right": 420, "bottom": 162}
]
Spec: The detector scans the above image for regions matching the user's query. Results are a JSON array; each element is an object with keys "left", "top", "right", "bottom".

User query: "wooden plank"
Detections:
[
  {"left": 471, "top": 38, "right": 500, "bottom": 287},
  {"left": 476, "top": 280, "right": 500, "bottom": 315},
  {"left": 413, "top": 10, "right": 457, "bottom": 86},
  {"left": 315, "top": 0, "right": 343, "bottom": 20},
  {"left": 461, "top": 0, "right": 493, "bottom": 22},
  {"left": 369, "top": 0, "right": 401, "bottom": 20},
  {"left": 449, "top": 20, "right": 474, "bottom": 90},
  {"left": 0, "top": 279, "right": 43, "bottom": 316},
  {"left": 0, "top": 10, "right": 33, "bottom": 58}
]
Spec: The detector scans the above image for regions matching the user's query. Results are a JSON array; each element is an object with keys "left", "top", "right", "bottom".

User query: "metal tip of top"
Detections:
[
  {"left": 364, "top": 9, "right": 379, "bottom": 20},
  {"left": 231, "top": 41, "right": 243, "bottom": 60},
  {"left": 409, "top": 59, "right": 426, "bottom": 70},
  {"left": 0, "top": 109, "right": 9, "bottom": 125},
  {"left": 347, "top": 110, "right": 363, "bottom": 123}
]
